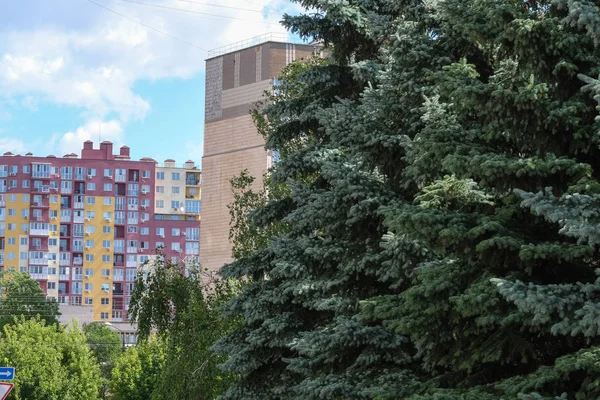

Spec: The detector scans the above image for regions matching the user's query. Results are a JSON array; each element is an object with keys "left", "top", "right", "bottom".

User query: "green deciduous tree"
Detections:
[
  {"left": 128, "top": 255, "right": 239, "bottom": 399},
  {"left": 0, "top": 272, "right": 59, "bottom": 331},
  {"left": 0, "top": 318, "right": 101, "bottom": 400},
  {"left": 83, "top": 322, "right": 122, "bottom": 398},
  {"left": 110, "top": 337, "right": 165, "bottom": 400},
  {"left": 216, "top": 0, "right": 600, "bottom": 399}
]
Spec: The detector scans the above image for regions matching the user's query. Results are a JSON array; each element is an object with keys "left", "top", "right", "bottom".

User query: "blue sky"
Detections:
[{"left": 0, "top": 0, "right": 304, "bottom": 165}]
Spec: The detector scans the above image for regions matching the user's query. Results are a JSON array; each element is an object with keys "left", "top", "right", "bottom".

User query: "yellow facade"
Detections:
[
  {"left": 4, "top": 193, "right": 30, "bottom": 273},
  {"left": 84, "top": 195, "right": 114, "bottom": 321}
]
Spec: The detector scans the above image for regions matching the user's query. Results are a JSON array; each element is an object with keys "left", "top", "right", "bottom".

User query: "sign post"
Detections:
[
  {"left": 0, "top": 368, "right": 14, "bottom": 381},
  {"left": 0, "top": 383, "right": 13, "bottom": 399}
]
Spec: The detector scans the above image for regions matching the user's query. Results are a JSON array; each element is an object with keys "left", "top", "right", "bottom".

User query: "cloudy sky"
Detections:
[{"left": 0, "top": 0, "right": 303, "bottom": 165}]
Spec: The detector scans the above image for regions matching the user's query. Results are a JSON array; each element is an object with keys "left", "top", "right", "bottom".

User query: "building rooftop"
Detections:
[{"left": 207, "top": 32, "right": 311, "bottom": 59}]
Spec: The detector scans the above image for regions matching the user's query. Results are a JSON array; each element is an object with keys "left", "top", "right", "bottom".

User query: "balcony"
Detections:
[
  {"left": 73, "top": 245, "right": 83, "bottom": 252},
  {"left": 115, "top": 175, "right": 126, "bottom": 183},
  {"left": 73, "top": 258, "right": 83, "bottom": 266},
  {"left": 59, "top": 274, "right": 69, "bottom": 280},
  {"left": 30, "top": 273, "right": 49, "bottom": 280},
  {"left": 74, "top": 202, "right": 84, "bottom": 209},
  {"left": 60, "top": 187, "right": 72, "bottom": 195},
  {"left": 186, "top": 178, "right": 200, "bottom": 186},
  {"left": 59, "top": 259, "right": 70, "bottom": 266},
  {"left": 30, "top": 258, "right": 47, "bottom": 265},
  {"left": 113, "top": 261, "right": 124, "bottom": 267},
  {"left": 113, "top": 290, "right": 124, "bottom": 296}
]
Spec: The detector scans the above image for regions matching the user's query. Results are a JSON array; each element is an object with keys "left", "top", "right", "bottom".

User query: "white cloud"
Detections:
[
  {"left": 58, "top": 119, "right": 124, "bottom": 156},
  {"left": 0, "top": 136, "right": 26, "bottom": 154},
  {"left": 0, "top": 0, "right": 304, "bottom": 155}
]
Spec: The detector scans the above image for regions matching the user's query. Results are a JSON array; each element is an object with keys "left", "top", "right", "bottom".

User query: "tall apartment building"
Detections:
[
  {"left": 201, "top": 34, "right": 317, "bottom": 272},
  {"left": 0, "top": 141, "right": 201, "bottom": 322}
]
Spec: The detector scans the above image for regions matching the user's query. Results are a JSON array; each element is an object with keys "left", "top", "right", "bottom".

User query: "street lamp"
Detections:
[{"left": 104, "top": 322, "right": 126, "bottom": 351}]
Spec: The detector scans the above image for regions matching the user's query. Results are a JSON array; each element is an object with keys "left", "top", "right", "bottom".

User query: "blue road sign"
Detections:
[{"left": 0, "top": 368, "right": 14, "bottom": 380}]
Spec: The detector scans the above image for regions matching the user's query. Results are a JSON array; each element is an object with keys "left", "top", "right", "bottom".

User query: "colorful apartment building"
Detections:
[{"left": 0, "top": 140, "right": 201, "bottom": 322}]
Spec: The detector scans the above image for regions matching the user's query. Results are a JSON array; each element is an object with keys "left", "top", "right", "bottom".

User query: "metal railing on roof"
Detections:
[
  {"left": 156, "top": 162, "right": 200, "bottom": 170},
  {"left": 207, "top": 33, "right": 310, "bottom": 58}
]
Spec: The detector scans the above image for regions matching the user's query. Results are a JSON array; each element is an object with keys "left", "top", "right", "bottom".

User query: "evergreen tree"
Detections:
[{"left": 217, "top": 0, "right": 600, "bottom": 399}]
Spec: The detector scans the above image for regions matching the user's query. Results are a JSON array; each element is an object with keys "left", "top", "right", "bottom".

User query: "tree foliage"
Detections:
[
  {"left": 128, "top": 255, "right": 239, "bottom": 399},
  {"left": 0, "top": 318, "right": 101, "bottom": 400},
  {"left": 110, "top": 337, "right": 165, "bottom": 400},
  {"left": 0, "top": 272, "right": 59, "bottom": 331},
  {"left": 216, "top": 0, "right": 600, "bottom": 399},
  {"left": 83, "top": 322, "right": 122, "bottom": 398}
]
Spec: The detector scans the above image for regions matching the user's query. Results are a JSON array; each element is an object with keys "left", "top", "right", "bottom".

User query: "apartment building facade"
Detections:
[
  {"left": 201, "top": 34, "right": 318, "bottom": 272},
  {"left": 0, "top": 140, "right": 201, "bottom": 322}
]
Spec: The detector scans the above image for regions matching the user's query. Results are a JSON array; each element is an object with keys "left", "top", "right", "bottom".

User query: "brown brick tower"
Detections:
[{"left": 200, "top": 34, "right": 317, "bottom": 272}]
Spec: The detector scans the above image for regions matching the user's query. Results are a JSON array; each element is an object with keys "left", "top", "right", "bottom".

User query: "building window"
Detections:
[
  {"left": 156, "top": 172, "right": 164, "bottom": 180},
  {"left": 142, "top": 170, "right": 150, "bottom": 178},
  {"left": 104, "top": 169, "right": 112, "bottom": 177},
  {"left": 102, "top": 254, "right": 111, "bottom": 262},
  {"left": 172, "top": 172, "right": 180, "bottom": 180},
  {"left": 104, "top": 197, "right": 112, "bottom": 205},
  {"left": 88, "top": 168, "right": 96, "bottom": 176},
  {"left": 102, "top": 269, "right": 110, "bottom": 277},
  {"left": 104, "top": 183, "right": 112, "bottom": 191},
  {"left": 85, "top": 298, "right": 93, "bottom": 305},
  {"left": 47, "top": 282, "right": 56, "bottom": 290},
  {"left": 86, "top": 254, "right": 94, "bottom": 262},
  {"left": 87, "top": 182, "right": 96, "bottom": 191},
  {"left": 103, "top": 226, "right": 111, "bottom": 234},
  {"left": 141, "top": 227, "right": 149, "bottom": 235},
  {"left": 85, "top": 268, "right": 93, "bottom": 277},
  {"left": 100, "top": 312, "right": 109, "bottom": 320},
  {"left": 22, "top": 165, "right": 30, "bottom": 173},
  {"left": 101, "top": 298, "right": 110, "bottom": 305},
  {"left": 86, "top": 211, "right": 95, "bottom": 219},
  {"left": 171, "top": 187, "right": 180, "bottom": 194},
  {"left": 86, "top": 226, "right": 95, "bottom": 234},
  {"left": 171, "top": 201, "right": 180, "bottom": 209},
  {"left": 156, "top": 200, "right": 164, "bottom": 208},
  {"left": 87, "top": 197, "right": 96, "bottom": 204},
  {"left": 156, "top": 186, "right": 164, "bottom": 193},
  {"left": 85, "top": 283, "right": 93, "bottom": 291}
]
